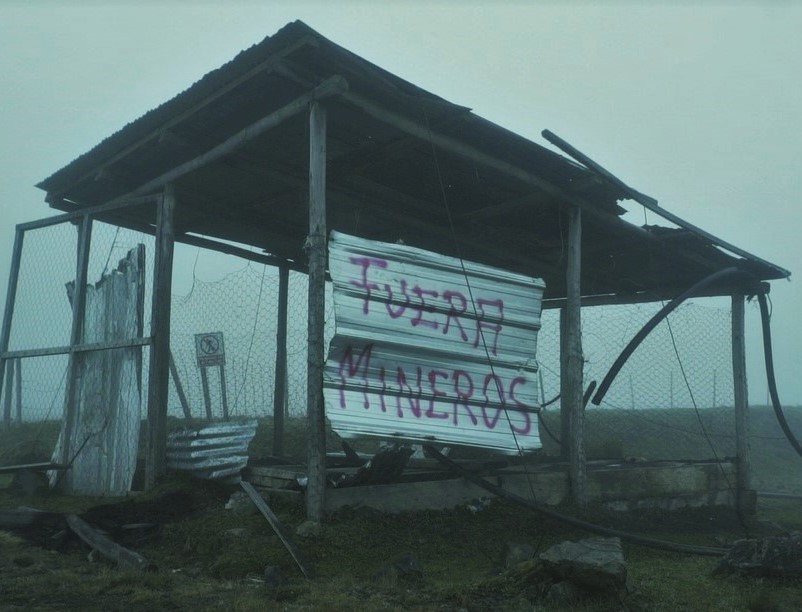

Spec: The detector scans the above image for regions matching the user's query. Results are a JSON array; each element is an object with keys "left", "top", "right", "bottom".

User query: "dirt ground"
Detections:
[{"left": 2, "top": 471, "right": 802, "bottom": 611}]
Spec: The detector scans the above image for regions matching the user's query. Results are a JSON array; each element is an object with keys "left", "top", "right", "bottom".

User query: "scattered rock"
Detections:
[
  {"left": 295, "top": 520, "right": 322, "bottom": 539},
  {"left": 539, "top": 537, "right": 627, "bottom": 590},
  {"left": 225, "top": 491, "right": 257, "bottom": 514},
  {"left": 466, "top": 497, "right": 492, "bottom": 514},
  {"left": 505, "top": 542, "right": 535, "bottom": 568},
  {"left": 263, "top": 565, "right": 288, "bottom": 589},
  {"left": 714, "top": 531, "right": 802, "bottom": 577},
  {"left": 373, "top": 552, "right": 423, "bottom": 583}
]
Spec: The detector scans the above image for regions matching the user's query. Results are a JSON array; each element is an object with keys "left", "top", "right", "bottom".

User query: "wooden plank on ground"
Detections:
[
  {"left": 240, "top": 480, "right": 312, "bottom": 579},
  {"left": 66, "top": 514, "right": 153, "bottom": 571}
]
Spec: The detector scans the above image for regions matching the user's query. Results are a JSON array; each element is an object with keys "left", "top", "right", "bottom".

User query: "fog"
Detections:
[{"left": 1, "top": 2, "right": 800, "bottom": 405}]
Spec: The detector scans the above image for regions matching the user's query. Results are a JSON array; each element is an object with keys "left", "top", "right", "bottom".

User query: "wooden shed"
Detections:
[{"left": 5, "top": 21, "right": 789, "bottom": 519}]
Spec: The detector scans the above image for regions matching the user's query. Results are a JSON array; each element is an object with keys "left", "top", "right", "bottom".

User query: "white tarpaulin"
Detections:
[{"left": 324, "top": 231, "right": 546, "bottom": 454}]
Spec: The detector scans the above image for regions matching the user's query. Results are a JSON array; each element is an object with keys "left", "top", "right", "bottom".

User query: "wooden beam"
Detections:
[
  {"left": 306, "top": 100, "right": 327, "bottom": 523},
  {"left": 66, "top": 514, "right": 153, "bottom": 571},
  {"left": 200, "top": 366, "right": 213, "bottom": 420},
  {"left": 34, "top": 194, "right": 161, "bottom": 230},
  {"left": 0, "top": 227, "right": 24, "bottom": 423},
  {"left": 169, "top": 351, "right": 192, "bottom": 419},
  {"left": 240, "top": 481, "right": 313, "bottom": 578},
  {"left": 60, "top": 215, "right": 93, "bottom": 474},
  {"left": 145, "top": 185, "right": 176, "bottom": 489},
  {"left": 559, "top": 308, "right": 569, "bottom": 460},
  {"left": 273, "top": 266, "right": 289, "bottom": 457},
  {"left": 563, "top": 207, "right": 586, "bottom": 507},
  {"left": 732, "top": 292, "right": 753, "bottom": 514},
  {"left": 126, "top": 76, "right": 347, "bottom": 199},
  {"left": 542, "top": 129, "right": 789, "bottom": 279},
  {"left": 219, "top": 364, "right": 230, "bottom": 420},
  {"left": 338, "top": 91, "right": 757, "bottom": 282},
  {"left": 45, "top": 35, "right": 321, "bottom": 200}
]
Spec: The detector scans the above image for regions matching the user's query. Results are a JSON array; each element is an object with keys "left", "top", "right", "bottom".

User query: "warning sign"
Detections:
[{"left": 195, "top": 332, "right": 225, "bottom": 367}]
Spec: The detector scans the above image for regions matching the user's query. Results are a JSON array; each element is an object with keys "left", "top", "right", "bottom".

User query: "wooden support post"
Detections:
[
  {"left": 61, "top": 215, "right": 93, "bottom": 470},
  {"left": 168, "top": 351, "right": 191, "bottom": 419},
  {"left": 2, "top": 359, "right": 13, "bottom": 425},
  {"left": 200, "top": 367, "right": 212, "bottom": 419},
  {"left": 219, "top": 364, "right": 229, "bottom": 421},
  {"left": 145, "top": 187, "right": 175, "bottom": 489},
  {"left": 273, "top": 265, "right": 289, "bottom": 457},
  {"left": 732, "top": 292, "right": 754, "bottom": 514},
  {"left": 559, "top": 309, "right": 569, "bottom": 459},
  {"left": 306, "top": 101, "right": 327, "bottom": 523},
  {"left": 563, "top": 206, "right": 586, "bottom": 507},
  {"left": 0, "top": 228, "right": 25, "bottom": 428},
  {"left": 14, "top": 359, "right": 22, "bottom": 423}
]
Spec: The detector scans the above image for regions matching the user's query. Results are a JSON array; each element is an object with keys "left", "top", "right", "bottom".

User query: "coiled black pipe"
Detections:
[
  {"left": 757, "top": 292, "right": 802, "bottom": 459},
  {"left": 592, "top": 267, "right": 746, "bottom": 406}
]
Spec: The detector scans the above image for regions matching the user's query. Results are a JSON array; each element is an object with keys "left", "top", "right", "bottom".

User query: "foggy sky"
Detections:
[{"left": 1, "top": 1, "right": 800, "bottom": 405}]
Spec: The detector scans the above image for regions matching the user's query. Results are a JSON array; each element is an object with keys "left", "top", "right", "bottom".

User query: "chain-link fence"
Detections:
[
  {"left": 3, "top": 227, "right": 801, "bottom": 494},
  {"left": 167, "top": 262, "right": 334, "bottom": 421},
  {"left": 537, "top": 301, "right": 737, "bottom": 461},
  {"left": 0, "top": 205, "right": 155, "bottom": 494}
]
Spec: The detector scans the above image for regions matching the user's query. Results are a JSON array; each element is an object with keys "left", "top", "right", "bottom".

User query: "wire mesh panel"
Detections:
[
  {"left": 168, "top": 261, "right": 335, "bottom": 421},
  {"left": 538, "top": 300, "right": 737, "bottom": 461},
  {"left": 1, "top": 205, "right": 156, "bottom": 495},
  {"left": 7, "top": 223, "right": 77, "bottom": 352}
]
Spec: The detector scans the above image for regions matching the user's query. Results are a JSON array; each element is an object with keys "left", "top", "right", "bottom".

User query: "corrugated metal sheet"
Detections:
[
  {"left": 166, "top": 419, "right": 257, "bottom": 481},
  {"left": 324, "top": 231, "right": 545, "bottom": 454}
]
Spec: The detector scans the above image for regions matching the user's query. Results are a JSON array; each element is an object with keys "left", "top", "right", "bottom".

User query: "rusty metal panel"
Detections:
[
  {"left": 324, "top": 231, "right": 545, "bottom": 454},
  {"left": 166, "top": 419, "right": 257, "bottom": 481}
]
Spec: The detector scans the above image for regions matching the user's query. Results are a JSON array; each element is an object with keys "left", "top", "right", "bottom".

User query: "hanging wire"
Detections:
[
  {"left": 229, "top": 263, "right": 268, "bottom": 414},
  {"left": 421, "top": 109, "right": 533, "bottom": 461}
]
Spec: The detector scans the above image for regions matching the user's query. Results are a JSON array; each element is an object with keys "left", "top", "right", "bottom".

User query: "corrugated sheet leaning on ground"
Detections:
[
  {"left": 324, "top": 231, "right": 546, "bottom": 454},
  {"left": 166, "top": 419, "right": 257, "bottom": 481}
]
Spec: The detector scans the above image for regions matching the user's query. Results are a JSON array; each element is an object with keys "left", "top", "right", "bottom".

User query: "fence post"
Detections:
[
  {"left": 168, "top": 351, "right": 192, "bottom": 419},
  {"left": 732, "top": 292, "right": 753, "bottom": 513},
  {"left": 2, "top": 359, "right": 14, "bottom": 425},
  {"left": 563, "top": 206, "right": 586, "bottom": 507},
  {"left": 145, "top": 187, "right": 176, "bottom": 489},
  {"left": 273, "top": 265, "right": 289, "bottom": 457},
  {"left": 14, "top": 358, "right": 22, "bottom": 422},
  {"left": 0, "top": 227, "right": 25, "bottom": 428},
  {"left": 306, "top": 100, "right": 327, "bottom": 523},
  {"left": 60, "top": 215, "right": 93, "bottom": 472}
]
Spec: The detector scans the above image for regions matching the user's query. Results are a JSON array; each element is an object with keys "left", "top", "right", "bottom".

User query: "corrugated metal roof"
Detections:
[
  {"left": 324, "top": 232, "right": 545, "bottom": 454},
  {"left": 34, "top": 20, "right": 789, "bottom": 299}
]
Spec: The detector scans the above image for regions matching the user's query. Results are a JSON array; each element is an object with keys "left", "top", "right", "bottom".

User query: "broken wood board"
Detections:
[
  {"left": 66, "top": 514, "right": 153, "bottom": 571},
  {"left": 240, "top": 480, "right": 312, "bottom": 578}
]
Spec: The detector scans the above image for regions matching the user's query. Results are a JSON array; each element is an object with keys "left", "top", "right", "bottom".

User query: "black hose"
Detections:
[
  {"left": 424, "top": 444, "right": 727, "bottom": 557},
  {"left": 592, "top": 267, "right": 746, "bottom": 406},
  {"left": 757, "top": 293, "right": 802, "bottom": 459}
]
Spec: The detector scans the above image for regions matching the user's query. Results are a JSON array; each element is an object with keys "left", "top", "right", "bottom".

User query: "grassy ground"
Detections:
[
  {"left": 1, "top": 477, "right": 802, "bottom": 611},
  {"left": 1, "top": 412, "right": 802, "bottom": 610}
]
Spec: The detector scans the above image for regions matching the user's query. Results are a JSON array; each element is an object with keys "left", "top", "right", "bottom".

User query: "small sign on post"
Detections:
[
  {"left": 194, "top": 332, "right": 229, "bottom": 420},
  {"left": 195, "top": 332, "right": 225, "bottom": 367}
]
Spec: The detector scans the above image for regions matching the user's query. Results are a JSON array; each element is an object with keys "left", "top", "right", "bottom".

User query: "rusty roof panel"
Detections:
[{"left": 323, "top": 231, "right": 545, "bottom": 454}]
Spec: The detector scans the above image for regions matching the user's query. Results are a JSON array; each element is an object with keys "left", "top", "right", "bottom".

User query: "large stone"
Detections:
[
  {"left": 715, "top": 532, "right": 802, "bottom": 577},
  {"left": 539, "top": 537, "right": 627, "bottom": 590}
]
